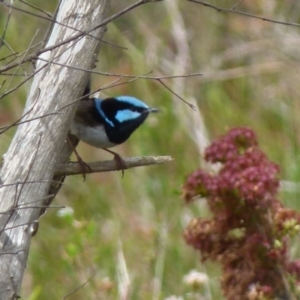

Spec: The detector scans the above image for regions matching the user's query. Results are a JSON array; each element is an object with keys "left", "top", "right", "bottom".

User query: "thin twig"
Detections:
[
  {"left": 0, "top": 17, "right": 90, "bottom": 102},
  {"left": 0, "top": 0, "right": 12, "bottom": 49},
  {"left": 0, "top": 52, "right": 19, "bottom": 63},
  {"left": 19, "top": 0, "right": 53, "bottom": 18},
  {"left": 0, "top": 89, "right": 42, "bottom": 135},
  {"left": 56, "top": 70, "right": 200, "bottom": 112},
  {"left": 1, "top": 2, "right": 104, "bottom": 43},
  {"left": 6, "top": 29, "right": 39, "bottom": 89},
  {"left": 0, "top": 0, "right": 163, "bottom": 74},
  {"left": 230, "top": 0, "right": 246, "bottom": 10},
  {"left": 63, "top": 272, "right": 96, "bottom": 300},
  {"left": 0, "top": 111, "right": 61, "bottom": 135},
  {"left": 157, "top": 79, "right": 196, "bottom": 110},
  {"left": 189, "top": 0, "right": 300, "bottom": 27},
  {"left": 55, "top": 156, "right": 173, "bottom": 177},
  {"left": 34, "top": 57, "right": 203, "bottom": 79}
]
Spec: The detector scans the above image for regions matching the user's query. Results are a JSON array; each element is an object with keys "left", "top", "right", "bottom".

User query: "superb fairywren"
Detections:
[{"left": 70, "top": 96, "right": 158, "bottom": 174}]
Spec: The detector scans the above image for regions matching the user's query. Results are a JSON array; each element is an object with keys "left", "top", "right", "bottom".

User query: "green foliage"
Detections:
[{"left": 1, "top": 0, "right": 300, "bottom": 299}]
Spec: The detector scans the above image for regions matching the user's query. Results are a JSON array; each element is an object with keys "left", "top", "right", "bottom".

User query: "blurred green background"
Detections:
[{"left": 1, "top": 0, "right": 300, "bottom": 299}]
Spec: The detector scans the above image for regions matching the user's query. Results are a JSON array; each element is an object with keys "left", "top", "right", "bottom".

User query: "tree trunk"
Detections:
[{"left": 0, "top": 1, "right": 110, "bottom": 298}]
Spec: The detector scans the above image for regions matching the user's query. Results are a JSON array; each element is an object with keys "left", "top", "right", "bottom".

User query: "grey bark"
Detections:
[{"left": 0, "top": 1, "right": 110, "bottom": 299}]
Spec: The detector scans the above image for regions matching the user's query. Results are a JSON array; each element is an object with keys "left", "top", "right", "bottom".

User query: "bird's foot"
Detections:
[
  {"left": 103, "top": 148, "right": 126, "bottom": 177},
  {"left": 67, "top": 135, "right": 91, "bottom": 181},
  {"left": 75, "top": 156, "right": 92, "bottom": 181}
]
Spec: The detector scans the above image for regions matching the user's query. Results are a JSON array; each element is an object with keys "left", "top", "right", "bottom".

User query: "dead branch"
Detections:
[{"left": 55, "top": 155, "right": 173, "bottom": 177}]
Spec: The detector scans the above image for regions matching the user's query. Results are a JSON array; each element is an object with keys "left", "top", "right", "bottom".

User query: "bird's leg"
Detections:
[
  {"left": 67, "top": 135, "right": 91, "bottom": 181},
  {"left": 102, "top": 148, "right": 126, "bottom": 177}
]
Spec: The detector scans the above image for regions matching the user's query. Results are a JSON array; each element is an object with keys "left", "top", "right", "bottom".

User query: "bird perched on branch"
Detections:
[{"left": 70, "top": 95, "right": 158, "bottom": 176}]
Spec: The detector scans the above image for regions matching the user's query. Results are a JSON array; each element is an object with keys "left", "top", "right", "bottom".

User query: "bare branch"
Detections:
[
  {"left": 189, "top": 0, "right": 300, "bottom": 27},
  {"left": 19, "top": 0, "right": 53, "bottom": 18},
  {"left": 55, "top": 156, "right": 173, "bottom": 177},
  {"left": 0, "top": 0, "right": 164, "bottom": 74},
  {"left": 1, "top": 1, "right": 104, "bottom": 43},
  {"left": 63, "top": 272, "right": 96, "bottom": 300},
  {"left": 157, "top": 79, "right": 197, "bottom": 110},
  {"left": 230, "top": 0, "right": 246, "bottom": 10}
]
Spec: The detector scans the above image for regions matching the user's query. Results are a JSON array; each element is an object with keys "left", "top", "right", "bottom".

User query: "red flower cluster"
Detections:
[{"left": 182, "top": 127, "right": 300, "bottom": 300}]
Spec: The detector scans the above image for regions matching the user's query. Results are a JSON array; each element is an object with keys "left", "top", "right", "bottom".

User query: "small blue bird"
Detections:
[{"left": 70, "top": 96, "right": 158, "bottom": 174}]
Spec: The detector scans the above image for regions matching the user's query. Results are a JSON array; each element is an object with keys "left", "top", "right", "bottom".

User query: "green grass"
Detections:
[{"left": 1, "top": 0, "right": 300, "bottom": 299}]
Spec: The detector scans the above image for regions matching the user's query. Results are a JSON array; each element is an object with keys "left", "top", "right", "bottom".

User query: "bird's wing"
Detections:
[{"left": 73, "top": 99, "right": 103, "bottom": 127}]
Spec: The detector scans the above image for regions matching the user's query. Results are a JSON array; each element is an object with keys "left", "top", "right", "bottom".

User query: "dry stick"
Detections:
[
  {"left": 0, "top": 89, "right": 43, "bottom": 135},
  {"left": 19, "top": 0, "right": 53, "bottom": 18},
  {"left": 0, "top": 52, "right": 19, "bottom": 63},
  {"left": 0, "top": 73, "right": 25, "bottom": 76},
  {"left": 0, "top": 66, "right": 38, "bottom": 100},
  {"left": 230, "top": 0, "right": 246, "bottom": 10},
  {"left": 27, "top": 57, "right": 203, "bottom": 80},
  {"left": 1, "top": 40, "right": 41, "bottom": 65},
  {"left": 8, "top": 2, "right": 126, "bottom": 50},
  {"left": 63, "top": 272, "right": 96, "bottom": 300},
  {"left": 0, "top": 1, "right": 13, "bottom": 48},
  {"left": 189, "top": 0, "right": 300, "bottom": 27},
  {"left": 1, "top": 5, "right": 104, "bottom": 104},
  {"left": 55, "top": 156, "right": 173, "bottom": 177},
  {"left": 157, "top": 79, "right": 196, "bottom": 110},
  {"left": 0, "top": 111, "right": 61, "bottom": 135},
  {"left": 57, "top": 71, "right": 201, "bottom": 111},
  {"left": 5, "top": 29, "right": 39, "bottom": 90},
  {"left": 0, "top": 23, "right": 89, "bottom": 101},
  {"left": 0, "top": 81, "right": 6, "bottom": 94},
  {"left": 0, "top": 0, "right": 163, "bottom": 74},
  {"left": 0, "top": 2, "right": 182, "bottom": 101},
  {"left": 0, "top": 63, "right": 202, "bottom": 99},
  {"left": 89, "top": 72, "right": 203, "bottom": 106},
  {"left": 2, "top": 2, "right": 104, "bottom": 43}
]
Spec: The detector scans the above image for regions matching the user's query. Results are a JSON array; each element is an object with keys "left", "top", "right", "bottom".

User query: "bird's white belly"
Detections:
[{"left": 70, "top": 122, "right": 116, "bottom": 148}]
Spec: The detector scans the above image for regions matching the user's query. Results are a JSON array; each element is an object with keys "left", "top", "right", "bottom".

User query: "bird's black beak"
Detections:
[{"left": 147, "top": 107, "right": 159, "bottom": 113}]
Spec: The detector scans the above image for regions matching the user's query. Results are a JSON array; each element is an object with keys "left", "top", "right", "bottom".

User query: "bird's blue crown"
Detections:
[{"left": 115, "top": 96, "right": 149, "bottom": 109}]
